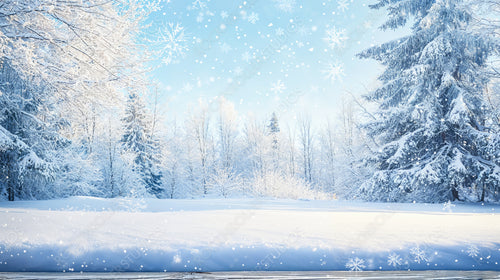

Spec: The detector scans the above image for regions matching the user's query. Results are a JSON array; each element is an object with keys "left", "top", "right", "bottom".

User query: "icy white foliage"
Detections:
[
  {"left": 252, "top": 171, "right": 328, "bottom": 200},
  {"left": 442, "top": 200, "right": 456, "bottom": 212},
  {"left": 207, "top": 167, "right": 244, "bottom": 198},
  {"left": 18, "top": 151, "right": 54, "bottom": 179},
  {"left": 0, "top": 126, "right": 25, "bottom": 152}
]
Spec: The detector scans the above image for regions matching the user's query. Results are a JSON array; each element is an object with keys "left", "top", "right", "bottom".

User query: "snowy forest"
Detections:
[{"left": 0, "top": 0, "right": 499, "bottom": 203}]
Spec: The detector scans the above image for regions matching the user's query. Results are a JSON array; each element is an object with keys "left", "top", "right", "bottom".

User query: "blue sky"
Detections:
[{"left": 146, "top": 0, "right": 409, "bottom": 125}]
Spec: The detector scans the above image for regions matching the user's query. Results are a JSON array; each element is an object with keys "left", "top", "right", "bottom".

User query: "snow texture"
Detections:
[{"left": 0, "top": 197, "right": 499, "bottom": 272}]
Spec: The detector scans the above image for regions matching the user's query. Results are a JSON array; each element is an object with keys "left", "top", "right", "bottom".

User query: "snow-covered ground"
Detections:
[{"left": 0, "top": 197, "right": 499, "bottom": 272}]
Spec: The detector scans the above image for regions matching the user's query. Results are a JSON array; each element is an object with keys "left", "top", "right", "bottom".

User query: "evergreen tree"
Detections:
[
  {"left": 121, "top": 92, "right": 163, "bottom": 197},
  {"left": 268, "top": 112, "right": 281, "bottom": 170},
  {"left": 268, "top": 112, "right": 280, "bottom": 134},
  {"left": 0, "top": 62, "right": 66, "bottom": 201},
  {"left": 358, "top": 0, "right": 500, "bottom": 202}
]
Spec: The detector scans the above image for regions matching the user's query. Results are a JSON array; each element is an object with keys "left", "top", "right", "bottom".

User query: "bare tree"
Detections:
[
  {"left": 284, "top": 124, "right": 297, "bottom": 177},
  {"left": 188, "top": 104, "right": 213, "bottom": 195},
  {"left": 218, "top": 97, "right": 238, "bottom": 171},
  {"left": 319, "top": 119, "right": 336, "bottom": 190},
  {"left": 340, "top": 96, "right": 355, "bottom": 158},
  {"left": 298, "top": 115, "right": 314, "bottom": 183},
  {"left": 165, "top": 120, "right": 183, "bottom": 199},
  {"left": 244, "top": 118, "right": 270, "bottom": 178}
]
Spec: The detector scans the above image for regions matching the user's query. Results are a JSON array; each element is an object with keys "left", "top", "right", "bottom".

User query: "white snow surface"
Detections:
[{"left": 0, "top": 197, "right": 499, "bottom": 272}]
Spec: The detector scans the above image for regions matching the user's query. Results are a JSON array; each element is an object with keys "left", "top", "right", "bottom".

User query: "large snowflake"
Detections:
[
  {"left": 247, "top": 12, "right": 259, "bottom": 24},
  {"left": 337, "top": 0, "right": 350, "bottom": 13},
  {"left": 271, "top": 80, "right": 286, "bottom": 94},
  {"left": 345, "top": 257, "right": 365, "bottom": 271},
  {"left": 410, "top": 246, "right": 428, "bottom": 264},
  {"left": 324, "top": 26, "right": 348, "bottom": 49},
  {"left": 158, "top": 23, "right": 188, "bottom": 65},
  {"left": 466, "top": 244, "right": 479, "bottom": 257},
  {"left": 323, "top": 62, "right": 345, "bottom": 82},
  {"left": 190, "top": 0, "right": 207, "bottom": 10},
  {"left": 387, "top": 252, "right": 402, "bottom": 267}
]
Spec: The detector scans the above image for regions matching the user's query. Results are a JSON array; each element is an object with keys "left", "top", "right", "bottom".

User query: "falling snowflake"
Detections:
[
  {"left": 345, "top": 257, "right": 365, "bottom": 271},
  {"left": 442, "top": 200, "right": 455, "bottom": 212},
  {"left": 274, "top": 0, "right": 296, "bottom": 13},
  {"left": 410, "top": 246, "right": 428, "bottom": 263},
  {"left": 182, "top": 83, "right": 193, "bottom": 92},
  {"left": 241, "top": 51, "right": 252, "bottom": 63},
  {"left": 247, "top": 12, "right": 259, "bottom": 24},
  {"left": 363, "top": 20, "right": 374, "bottom": 29},
  {"left": 196, "top": 12, "right": 204, "bottom": 23},
  {"left": 190, "top": 0, "right": 207, "bottom": 10},
  {"left": 157, "top": 23, "right": 188, "bottom": 65},
  {"left": 323, "top": 62, "right": 345, "bottom": 82},
  {"left": 172, "top": 254, "right": 182, "bottom": 263},
  {"left": 275, "top": 27, "right": 285, "bottom": 36},
  {"left": 324, "top": 26, "right": 348, "bottom": 49},
  {"left": 337, "top": 0, "right": 350, "bottom": 13},
  {"left": 233, "top": 66, "right": 243, "bottom": 76},
  {"left": 466, "top": 245, "right": 479, "bottom": 257},
  {"left": 220, "top": 42, "right": 232, "bottom": 53},
  {"left": 298, "top": 26, "right": 309, "bottom": 36},
  {"left": 271, "top": 80, "right": 286, "bottom": 94},
  {"left": 220, "top": 11, "right": 229, "bottom": 19},
  {"left": 387, "top": 253, "right": 402, "bottom": 267}
]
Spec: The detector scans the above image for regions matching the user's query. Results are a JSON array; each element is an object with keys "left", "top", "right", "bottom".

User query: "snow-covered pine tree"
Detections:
[
  {"left": 268, "top": 112, "right": 281, "bottom": 170},
  {"left": 0, "top": 62, "right": 66, "bottom": 201},
  {"left": 121, "top": 92, "right": 163, "bottom": 198},
  {"left": 357, "top": 0, "right": 500, "bottom": 202},
  {"left": 268, "top": 112, "right": 281, "bottom": 136}
]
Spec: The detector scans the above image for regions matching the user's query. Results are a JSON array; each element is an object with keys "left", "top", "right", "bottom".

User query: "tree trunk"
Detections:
[
  {"left": 451, "top": 187, "right": 459, "bottom": 201},
  {"left": 7, "top": 166, "right": 14, "bottom": 201},
  {"left": 480, "top": 181, "right": 486, "bottom": 202}
]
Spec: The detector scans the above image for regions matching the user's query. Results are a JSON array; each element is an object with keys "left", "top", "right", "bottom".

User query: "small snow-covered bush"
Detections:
[
  {"left": 207, "top": 167, "right": 245, "bottom": 198},
  {"left": 252, "top": 171, "right": 330, "bottom": 200}
]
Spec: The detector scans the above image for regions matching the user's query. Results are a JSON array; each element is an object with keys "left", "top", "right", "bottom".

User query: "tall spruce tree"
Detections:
[
  {"left": 0, "top": 62, "right": 67, "bottom": 201},
  {"left": 358, "top": 0, "right": 500, "bottom": 202},
  {"left": 121, "top": 92, "right": 163, "bottom": 197}
]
